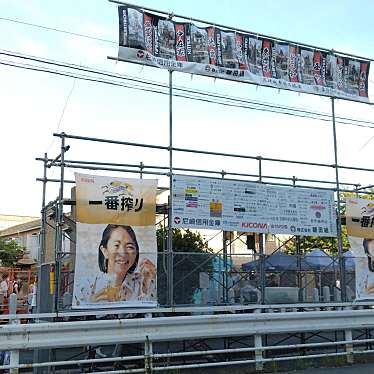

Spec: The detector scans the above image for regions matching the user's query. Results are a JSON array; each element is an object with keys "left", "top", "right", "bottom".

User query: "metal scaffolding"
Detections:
[
  {"left": 33, "top": 4, "right": 374, "bottom": 309},
  {"left": 36, "top": 96, "right": 374, "bottom": 310}
]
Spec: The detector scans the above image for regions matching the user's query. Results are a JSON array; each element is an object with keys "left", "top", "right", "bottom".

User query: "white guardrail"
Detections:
[
  {"left": 1, "top": 309, "right": 374, "bottom": 349},
  {"left": 2, "top": 307, "right": 374, "bottom": 373}
]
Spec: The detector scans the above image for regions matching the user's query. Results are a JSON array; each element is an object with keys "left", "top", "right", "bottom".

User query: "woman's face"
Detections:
[{"left": 101, "top": 227, "right": 137, "bottom": 278}]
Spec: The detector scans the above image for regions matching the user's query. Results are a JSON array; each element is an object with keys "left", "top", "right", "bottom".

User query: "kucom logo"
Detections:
[
  {"left": 241, "top": 222, "right": 268, "bottom": 229},
  {"left": 137, "top": 50, "right": 145, "bottom": 59}
]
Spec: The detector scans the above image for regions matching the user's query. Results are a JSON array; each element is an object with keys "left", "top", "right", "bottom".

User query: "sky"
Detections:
[{"left": 0, "top": 0, "right": 373, "bottom": 217}]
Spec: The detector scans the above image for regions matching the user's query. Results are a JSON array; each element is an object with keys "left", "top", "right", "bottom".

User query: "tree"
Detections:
[
  {"left": 157, "top": 228, "right": 211, "bottom": 253},
  {"left": 157, "top": 228, "right": 213, "bottom": 305},
  {"left": 0, "top": 239, "right": 25, "bottom": 267}
]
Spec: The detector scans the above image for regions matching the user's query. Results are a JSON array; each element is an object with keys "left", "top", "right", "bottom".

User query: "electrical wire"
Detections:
[
  {"left": 1, "top": 48, "right": 373, "bottom": 125},
  {"left": 359, "top": 135, "right": 374, "bottom": 151},
  {"left": 1, "top": 56, "right": 374, "bottom": 129},
  {"left": 2, "top": 48, "right": 373, "bottom": 126},
  {"left": 0, "top": 16, "right": 116, "bottom": 44},
  {"left": 46, "top": 77, "right": 77, "bottom": 152}
]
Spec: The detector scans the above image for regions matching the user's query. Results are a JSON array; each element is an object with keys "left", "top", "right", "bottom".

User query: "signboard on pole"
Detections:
[
  {"left": 172, "top": 175, "right": 336, "bottom": 237},
  {"left": 346, "top": 197, "right": 374, "bottom": 300},
  {"left": 73, "top": 173, "right": 158, "bottom": 309},
  {"left": 117, "top": 5, "right": 370, "bottom": 103}
]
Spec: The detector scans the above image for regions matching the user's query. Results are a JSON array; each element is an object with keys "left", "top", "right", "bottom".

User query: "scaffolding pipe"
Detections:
[
  {"left": 331, "top": 98, "right": 346, "bottom": 301},
  {"left": 55, "top": 134, "right": 67, "bottom": 312},
  {"left": 167, "top": 70, "right": 174, "bottom": 306},
  {"left": 35, "top": 157, "right": 360, "bottom": 186},
  {"left": 53, "top": 132, "right": 374, "bottom": 172}
]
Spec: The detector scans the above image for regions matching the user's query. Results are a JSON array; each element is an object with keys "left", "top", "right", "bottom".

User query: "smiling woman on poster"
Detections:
[
  {"left": 92, "top": 224, "right": 156, "bottom": 303},
  {"left": 74, "top": 224, "right": 157, "bottom": 306},
  {"left": 97, "top": 225, "right": 139, "bottom": 294}
]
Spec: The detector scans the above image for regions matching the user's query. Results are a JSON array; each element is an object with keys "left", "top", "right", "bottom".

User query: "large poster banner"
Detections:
[
  {"left": 346, "top": 197, "right": 374, "bottom": 239},
  {"left": 73, "top": 173, "right": 157, "bottom": 309},
  {"left": 117, "top": 6, "right": 370, "bottom": 103},
  {"left": 172, "top": 175, "right": 336, "bottom": 237},
  {"left": 348, "top": 236, "right": 374, "bottom": 300},
  {"left": 346, "top": 197, "right": 374, "bottom": 300}
]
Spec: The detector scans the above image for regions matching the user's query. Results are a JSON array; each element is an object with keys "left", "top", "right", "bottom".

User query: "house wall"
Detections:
[{"left": 1, "top": 228, "right": 40, "bottom": 261}]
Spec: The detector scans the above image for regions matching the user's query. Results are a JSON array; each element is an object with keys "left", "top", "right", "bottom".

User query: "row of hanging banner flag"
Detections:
[{"left": 117, "top": 5, "right": 370, "bottom": 103}]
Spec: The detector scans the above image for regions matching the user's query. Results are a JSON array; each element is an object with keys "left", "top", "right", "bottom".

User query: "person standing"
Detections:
[
  {"left": 0, "top": 274, "right": 9, "bottom": 312},
  {"left": 0, "top": 274, "right": 8, "bottom": 298}
]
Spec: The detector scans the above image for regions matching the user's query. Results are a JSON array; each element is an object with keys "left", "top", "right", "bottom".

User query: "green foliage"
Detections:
[
  {"left": 156, "top": 228, "right": 213, "bottom": 305},
  {"left": 157, "top": 228, "right": 210, "bottom": 254},
  {"left": 0, "top": 239, "right": 25, "bottom": 267}
]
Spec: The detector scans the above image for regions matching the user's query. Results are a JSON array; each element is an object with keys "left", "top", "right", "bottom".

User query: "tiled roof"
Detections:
[{"left": 0, "top": 218, "right": 41, "bottom": 237}]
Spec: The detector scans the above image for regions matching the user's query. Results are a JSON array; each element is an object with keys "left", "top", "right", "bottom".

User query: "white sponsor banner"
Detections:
[
  {"left": 172, "top": 175, "right": 336, "bottom": 237},
  {"left": 349, "top": 236, "right": 374, "bottom": 300}
]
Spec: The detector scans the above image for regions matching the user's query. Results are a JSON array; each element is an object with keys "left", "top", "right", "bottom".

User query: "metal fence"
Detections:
[{"left": 3, "top": 305, "right": 374, "bottom": 372}]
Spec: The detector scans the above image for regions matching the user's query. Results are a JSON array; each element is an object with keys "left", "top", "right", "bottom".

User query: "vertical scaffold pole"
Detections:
[
  {"left": 293, "top": 176, "right": 303, "bottom": 301},
  {"left": 258, "top": 156, "right": 265, "bottom": 304},
  {"left": 167, "top": 70, "right": 174, "bottom": 306},
  {"left": 55, "top": 134, "right": 66, "bottom": 312},
  {"left": 222, "top": 170, "right": 228, "bottom": 304},
  {"left": 33, "top": 153, "right": 48, "bottom": 374},
  {"left": 331, "top": 98, "right": 346, "bottom": 301},
  {"left": 37, "top": 153, "right": 48, "bottom": 310}
]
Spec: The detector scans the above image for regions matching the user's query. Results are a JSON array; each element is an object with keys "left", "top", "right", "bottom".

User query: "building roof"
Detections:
[
  {"left": 0, "top": 214, "right": 39, "bottom": 231},
  {"left": 0, "top": 218, "right": 41, "bottom": 237}
]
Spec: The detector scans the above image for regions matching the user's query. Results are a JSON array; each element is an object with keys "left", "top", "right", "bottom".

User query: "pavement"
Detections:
[{"left": 283, "top": 363, "right": 374, "bottom": 373}]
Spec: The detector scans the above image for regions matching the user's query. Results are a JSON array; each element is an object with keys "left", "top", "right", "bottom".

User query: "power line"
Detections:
[
  {"left": 3, "top": 48, "right": 373, "bottom": 127},
  {"left": 46, "top": 78, "right": 77, "bottom": 152},
  {"left": 359, "top": 135, "right": 374, "bottom": 151},
  {"left": 1, "top": 49, "right": 372, "bottom": 125},
  {"left": 0, "top": 17, "right": 116, "bottom": 44},
  {"left": 2, "top": 57, "right": 374, "bottom": 130},
  {"left": 1, "top": 56, "right": 373, "bottom": 129}
]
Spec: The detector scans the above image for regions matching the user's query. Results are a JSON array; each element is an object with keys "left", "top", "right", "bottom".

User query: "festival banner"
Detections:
[
  {"left": 73, "top": 173, "right": 157, "bottom": 309},
  {"left": 172, "top": 175, "right": 336, "bottom": 237},
  {"left": 346, "top": 198, "right": 374, "bottom": 300},
  {"left": 117, "top": 5, "right": 370, "bottom": 103}
]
